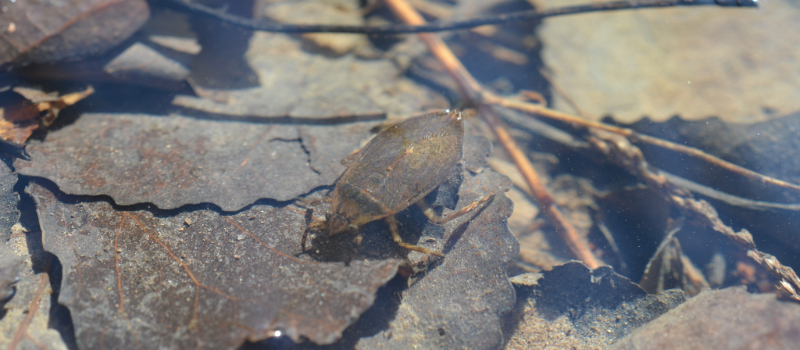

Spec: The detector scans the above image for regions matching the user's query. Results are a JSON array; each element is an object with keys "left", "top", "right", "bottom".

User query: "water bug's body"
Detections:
[{"left": 304, "top": 109, "right": 492, "bottom": 257}]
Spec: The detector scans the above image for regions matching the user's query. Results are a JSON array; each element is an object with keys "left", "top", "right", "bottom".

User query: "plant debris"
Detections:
[
  {"left": 27, "top": 182, "right": 402, "bottom": 348},
  {"left": 15, "top": 113, "right": 373, "bottom": 211},
  {"left": 0, "top": 86, "right": 94, "bottom": 149},
  {"left": 625, "top": 113, "right": 800, "bottom": 204},
  {"left": 639, "top": 226, "right": 710, "bottom": 296}
]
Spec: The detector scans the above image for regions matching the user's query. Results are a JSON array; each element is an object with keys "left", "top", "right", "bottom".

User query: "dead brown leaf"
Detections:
[
  {"left": 0, "top": 0, "right": 150, "bottom": 68},
  {"left": 28, "top": 182, "right": 402, "bottom": 348},
  {"left": 15, "top": 113, "right": 371, "bottom": 211},
  {"left": 0, "top": 86, "right": 94, "bottom": 148},
  {"left": 356, "top": 171, "right": 519, "bottom": 350}
]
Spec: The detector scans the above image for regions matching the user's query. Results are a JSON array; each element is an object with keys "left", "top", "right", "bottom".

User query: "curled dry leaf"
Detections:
[
  {"left": 0, "top": 0, "right": 150, "bottom": 67},
  {"left": 639, "top": 234, "right": 710, "bottom": 296},
  {"left": 356, "top": 171, "right": 520, "bottom": 350},
  {"left": 28, "top": 182, "right": 402, "bottom": 348},
  {"left": 15, "top": 113, "right": 371, "bottom": 211},
  {"left": 0, "top": 86, "right": 94, "bottom": 148}
]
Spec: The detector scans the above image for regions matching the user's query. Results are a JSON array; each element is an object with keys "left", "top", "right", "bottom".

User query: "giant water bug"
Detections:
[{"left": 302, "top": 109, "right": 493, "bottom": 257}]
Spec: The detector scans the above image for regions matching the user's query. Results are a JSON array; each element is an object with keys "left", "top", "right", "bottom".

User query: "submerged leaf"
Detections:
[
  {"left": 504, "top": 262, "right": 685, "bottom": 349},
  {"left": 28, "top": 182, "right": 401, "bottom": 348},
  {"left": 173, "top": 34, "right": 446, "bottom": 122},
  {"left": 0, "top": 0, "right": 150, "bottom": 67},
  {"left": 15, "top": 113, "right": 371, "bottom": 211},
  {"left": 356, "top": 171, "right": 519, "bottom": 350}
]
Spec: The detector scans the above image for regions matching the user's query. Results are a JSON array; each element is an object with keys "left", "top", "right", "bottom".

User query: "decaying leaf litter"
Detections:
[
  {"left": 1, "top": 2, "right": 791, "bottom": 348},
  {"left": 27, "top": 181, "right": 403, "bottom": 347},
  {"left": 0, "top": 0, "right": 150, "bottom": 67},
  {"left": 0, "top": 86, "right": 94, "bottom": 157},
  {"left": 16, "top": 113, "right": 374, "bottom": 211}
]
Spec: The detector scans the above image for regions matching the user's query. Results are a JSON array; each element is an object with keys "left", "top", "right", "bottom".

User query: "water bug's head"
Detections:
[{"left": 327, "top": 213, "right": 352, "bottom": 236}]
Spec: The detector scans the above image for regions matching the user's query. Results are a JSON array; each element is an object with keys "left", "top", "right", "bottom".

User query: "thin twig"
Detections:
[
  {"left": 483, "top": 107, "right": 600, "bottom": 268},
  {"left": 661, "top": 171, "right": 800, "bottom": 212},
  {"left": 488, "top": 97, "right": 800, "bottom": 193},
  {"left": 596, "top": 219, "right": 627, "bottom": 273},
  {"left": 587, "top": 129, "right": 800, "bottom": 301},
  {"left": 384, "top": 0, "right": 600, "bottom": 269},
  {"left": 167, "top": 0, "right": 756, "bottom": 35}
]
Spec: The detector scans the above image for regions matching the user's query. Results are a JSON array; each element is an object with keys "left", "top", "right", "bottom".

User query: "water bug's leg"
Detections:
[
  {"left": 417, "top": 199, "right": 444, "bottom": 224},
  {"left": 386, "top": 215, "right": 445, "bottom": 257},
  {"left": 301, "top": 228, "right": 309, "bottom": 253},
  {"left": 344, "top": 232, "right": 363, "bottom": 263},
  {"left": 301, "top": 216, "right": 327, "bottom": 253},
  {"left": 416, "top": 193, "right": 496, "bottom": 225}
]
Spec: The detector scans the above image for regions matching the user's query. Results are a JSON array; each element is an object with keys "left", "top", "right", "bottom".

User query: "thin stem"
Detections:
[
  {"left": 482, "top": 107, "right": 600, "bottom": 268},
  {"left": 489, "top": 97, "right": 800, "bottom": 193}
]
